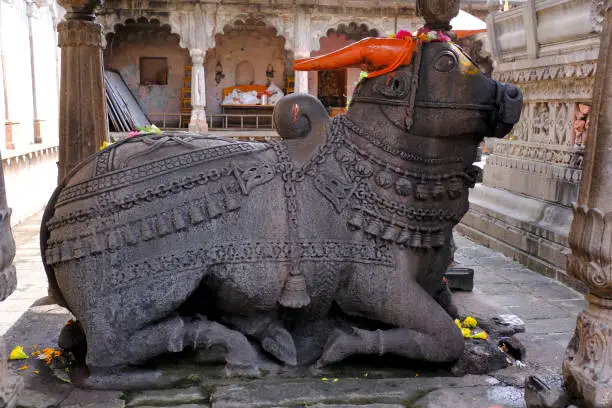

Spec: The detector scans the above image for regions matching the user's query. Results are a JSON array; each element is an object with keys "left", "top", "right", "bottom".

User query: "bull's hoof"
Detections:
[
  {"left": 261, "top": 327, "right": 298, "bottom": 366},
  {"left": 316, "top": 328, "right": 365, "bottom": 368}
]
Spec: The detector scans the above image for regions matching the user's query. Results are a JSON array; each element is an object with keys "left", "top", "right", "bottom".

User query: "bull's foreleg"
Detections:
[
  {"left": 221, "top": 314, "right": 297, "bottom": 366},
  {"left": 316, "top": 325, "right": 462, "bottom": 368},
  {"left": 321, "top": 262, "right": 464, "bottom": 368}
]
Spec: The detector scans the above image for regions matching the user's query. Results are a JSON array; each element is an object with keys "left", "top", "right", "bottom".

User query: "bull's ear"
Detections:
[{"left": 293, "top": 37, "right": 417, "bottom": 77}]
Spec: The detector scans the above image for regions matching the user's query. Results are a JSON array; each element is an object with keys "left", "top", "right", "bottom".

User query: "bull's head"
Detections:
[{"left": 294, "top": 35, "right": 522, "bottom": 156}]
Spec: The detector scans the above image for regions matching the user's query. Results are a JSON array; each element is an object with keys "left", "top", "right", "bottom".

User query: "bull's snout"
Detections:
[{"left": 491, "top": 82, "right": 523, "bottom": 138}]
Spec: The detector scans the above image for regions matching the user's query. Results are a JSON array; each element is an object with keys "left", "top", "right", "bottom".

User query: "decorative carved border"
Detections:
[
  {"left": 492, "top": 141, "right": 584, "bottom": 168},
  {"left": 493, "top": 61, "right": 597, "bottom": 83},
  {"left": 486, "top": 155, "right": 583, "bottom": 184}
]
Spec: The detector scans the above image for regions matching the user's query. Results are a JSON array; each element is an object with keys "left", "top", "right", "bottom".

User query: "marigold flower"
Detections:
[
  {"left": 34, "top": 370, "right": 39, "bottom": 374},
  {"left": 18, "top": 365, "right": 28, "bottom": 371},
  {"left": 53, "top": 351, "right": 61, "bottom": 357},
  {"left": 463, "top": 316, "right": 478, "bottom": 328},
  {"left": 461, "top": 328, "right": 471, "bottom": 338}
]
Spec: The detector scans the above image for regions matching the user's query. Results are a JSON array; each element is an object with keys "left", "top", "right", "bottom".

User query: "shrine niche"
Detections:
[
  {"left": 103, "top": 17, "right": 189, "bottom": 128},
  {"left": 204, "top": 18, "right": 286, "bottom": 117}
]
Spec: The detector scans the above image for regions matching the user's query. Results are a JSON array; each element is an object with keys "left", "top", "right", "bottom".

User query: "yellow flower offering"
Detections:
[
  {"left": 99, "top": 141, "right": 113, "bottom": 150},
  {"left": 454, "top": 319, "right": 462, "bottom": 330},
  {"left": 9, "top": 346, "right": 28, "bottom": 360},
  {"left": 18, "top": 365, "right": 28, "bottom": 371},
  {"left": 463, "top": 316, "right": 478, "bottom": 328},
  {"left": 471, "top": 331, "right": 488, "bottom": 340},
  {"left": 461, "top": 328, "right": 471, "bottom": 338}
]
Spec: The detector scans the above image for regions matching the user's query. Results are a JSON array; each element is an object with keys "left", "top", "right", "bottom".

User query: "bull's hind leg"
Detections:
[
  {"left": 82, "top": 315, "right": 259, "bottom": 389},
  {"left": 318, "top": 266, "right": 463, "bottom": 367}
]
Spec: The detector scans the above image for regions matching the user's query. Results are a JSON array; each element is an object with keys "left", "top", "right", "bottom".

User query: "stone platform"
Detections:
[{"left": 1, "top": 213, "right": 586, "bottom": 407}]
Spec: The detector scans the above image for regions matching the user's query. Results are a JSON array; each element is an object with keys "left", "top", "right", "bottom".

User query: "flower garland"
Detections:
[{"left": 389, "top": 27, "right": 452, "bottom": 43}]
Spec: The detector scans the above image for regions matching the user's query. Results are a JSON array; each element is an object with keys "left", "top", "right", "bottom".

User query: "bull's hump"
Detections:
[{"left": 56, "top": 134, "right": 271, "bottom": 207}]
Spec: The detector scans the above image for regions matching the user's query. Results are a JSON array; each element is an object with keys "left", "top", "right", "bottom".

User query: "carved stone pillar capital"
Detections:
[
  {"left": 26, "top": 1, "right": 38, "bottom": 18},
  {"left": 189, "top": 48, "right": 205, "bottom": 65},
  {"left": 416, "top": 0, "right": 460, "bottom": 30},
  {"left": 56, "top": 0, "right": 102, "bottom": 20},
  {"left": 58, "top": 19, "right": 104, "bottom": 48}
]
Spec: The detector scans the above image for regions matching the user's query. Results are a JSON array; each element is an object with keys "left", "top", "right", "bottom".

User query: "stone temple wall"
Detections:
[{"left": 458, "top": 0, "right": 605, "bottom": 291}]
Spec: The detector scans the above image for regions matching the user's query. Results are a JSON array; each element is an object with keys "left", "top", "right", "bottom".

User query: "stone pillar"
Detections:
[
  {"left": 0, "top": 151, "right": 21, "bottom": 407},
  {"left": 188, "top": 48, "right": 208, "bottom": 134},
  {"left": 563, "top": 3, "right": 612, "bottom": 407},
  {"left": 293, "top": 12, "right": 311, "bottom": 94},
  {"left": 26, "top": 1, "right": 42, "bottom": 143},
  {"left": 56, "top": 0, "right": 108, "bottom": 183},
  {"left": 294, "top": 52, "right": 310, "bottom": 94}
]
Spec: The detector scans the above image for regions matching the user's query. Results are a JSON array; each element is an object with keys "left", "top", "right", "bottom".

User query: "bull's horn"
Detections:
[{"left": 293, "top": 37, "right": 418, "bottom": 78}]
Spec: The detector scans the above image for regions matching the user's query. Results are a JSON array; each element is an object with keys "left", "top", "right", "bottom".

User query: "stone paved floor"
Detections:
[{"left": 1, "top": 212, "right": 587, "bottom": 407}]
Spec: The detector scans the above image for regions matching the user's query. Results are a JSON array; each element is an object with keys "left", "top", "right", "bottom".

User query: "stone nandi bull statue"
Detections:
[{"left": 41, "top": 30, "right": 522, "bottom": 388}]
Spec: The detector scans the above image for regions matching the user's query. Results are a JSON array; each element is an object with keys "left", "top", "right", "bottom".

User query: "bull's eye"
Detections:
[{"left": 434, "top": 52, "right": 457, "bottom": 73}]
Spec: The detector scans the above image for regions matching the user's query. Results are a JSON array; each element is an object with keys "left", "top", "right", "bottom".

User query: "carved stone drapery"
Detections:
[
  {"left": 563, "top": 3, "right": 612, "bottom": 406},
  {"left": 56, "top": 0, "right": 109, "bottom": 182},
  {"left": 0, "top": 150, "right": 21, "bottom": 407},
  {"left": 188, "top": 48, "right": 208, "bottom": 133}
]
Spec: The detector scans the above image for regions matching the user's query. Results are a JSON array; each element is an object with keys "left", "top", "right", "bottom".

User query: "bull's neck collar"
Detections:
[{"left": 336, "top": 115, "right": 463, "bottom": 166}]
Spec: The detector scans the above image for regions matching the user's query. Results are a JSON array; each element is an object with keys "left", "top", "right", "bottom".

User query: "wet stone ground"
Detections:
[{"left": 1, "top": 214, "right": 585, "bottom": 407}]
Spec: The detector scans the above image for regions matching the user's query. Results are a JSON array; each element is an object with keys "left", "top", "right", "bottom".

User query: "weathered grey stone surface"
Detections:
[
  {"left": 40, "top": 19, "right": 522, "bottom": 387},
  {"left": 209, "top": 376, "right": 492, "bottom": 408},
  {"left": 524, "top": 375, "right": 569, "bottom": 408},
  {"left": 61, "top": 389, "right": 125, "bottom": 408},
  {"left": 126, "top": 387, "right": 208, "bottom": 406},
  {"left": 412, "top": 385, "right": 526, "bottom": 407},
  {"left": 2, "top": 214, "right": 589, "bottom": 407},
  {"left": 450, "top": 339, "right": 510, "bottom": 376}
]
